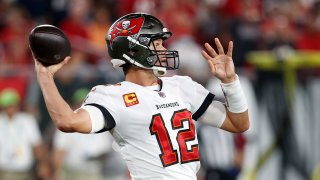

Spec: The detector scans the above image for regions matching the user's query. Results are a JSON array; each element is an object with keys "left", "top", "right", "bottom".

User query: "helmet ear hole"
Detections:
[{"left": 147, "top": 56, "right": 157, "bottom": 65}]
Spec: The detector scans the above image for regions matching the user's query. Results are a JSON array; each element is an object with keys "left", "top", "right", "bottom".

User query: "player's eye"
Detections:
[{"left": 156, "top": 41, "right": 164, "bottom": 48}]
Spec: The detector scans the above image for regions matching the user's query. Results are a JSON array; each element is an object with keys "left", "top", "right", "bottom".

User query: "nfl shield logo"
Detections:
[{"left": 158, "top": 92, "right": 166, "bottom": 98}]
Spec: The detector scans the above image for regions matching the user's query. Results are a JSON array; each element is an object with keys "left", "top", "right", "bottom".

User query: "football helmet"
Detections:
[{"left": 106, "top": 13, "right": 179, "bottom": 76}]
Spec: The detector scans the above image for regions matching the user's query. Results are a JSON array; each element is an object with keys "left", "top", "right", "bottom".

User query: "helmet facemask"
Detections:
[{"left": 143, "top": 35, "right": 179, "bottom": 72}]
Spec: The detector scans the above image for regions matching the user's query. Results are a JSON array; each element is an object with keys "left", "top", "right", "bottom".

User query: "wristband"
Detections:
[{"left": 220, "top": 75, "right": 248, "bottom": 113}]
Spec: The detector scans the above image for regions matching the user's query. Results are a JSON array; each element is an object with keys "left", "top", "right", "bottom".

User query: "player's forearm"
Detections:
[
  {"left": 221, "top": 75, "right": 249, "bottom": 132},
  {"left": 37, "top": 72, "right": 76, "bottom": 132},
  {"left": 226, "top": 109, "right": 249, "bottom": 132}
]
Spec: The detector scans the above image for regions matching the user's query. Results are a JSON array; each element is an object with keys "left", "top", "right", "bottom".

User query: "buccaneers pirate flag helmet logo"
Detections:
[{"left": 108, "top": 17, "right": 144, "bottom": 47}]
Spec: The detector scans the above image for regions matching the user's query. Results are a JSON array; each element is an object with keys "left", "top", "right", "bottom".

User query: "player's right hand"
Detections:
[{"left": 32, "top": 54, "right": 70, "bottom": 78}]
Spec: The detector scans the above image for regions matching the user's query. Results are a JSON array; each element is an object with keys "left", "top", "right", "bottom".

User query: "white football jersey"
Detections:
[{"left": 82, "top": 75, "right": 215, "bottom": 180}]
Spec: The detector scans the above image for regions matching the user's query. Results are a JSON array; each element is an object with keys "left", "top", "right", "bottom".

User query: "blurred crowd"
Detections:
[{"left": 0, "top": 0, "right": 320, "bottom": 180}]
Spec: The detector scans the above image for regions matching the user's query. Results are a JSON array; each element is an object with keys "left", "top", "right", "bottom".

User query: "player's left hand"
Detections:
[{"left": 201, "top": 38, "right": 236, "bottom": 83}]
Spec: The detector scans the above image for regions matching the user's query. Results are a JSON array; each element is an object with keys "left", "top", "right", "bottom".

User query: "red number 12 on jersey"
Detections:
[{"left": 149, "top": 109, "right": 199, "bottom": 167}]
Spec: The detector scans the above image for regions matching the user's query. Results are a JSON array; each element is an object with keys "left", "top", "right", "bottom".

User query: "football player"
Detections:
[{"left": 33, "top": 13, "right": 249, "bottom": 180}]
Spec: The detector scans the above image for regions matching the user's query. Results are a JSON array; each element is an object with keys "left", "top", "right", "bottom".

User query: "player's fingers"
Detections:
[
  {"left": 47, "top": 56, "right": 70, "bottom": 74},
  {"left": 30, "top": 52, "right": 39, "bottom": 63},
  {"left": 227, "top": 41, "right": 233, "bottom": 57},
  {"left": 55, "top": 57, "right": 70, "bottom": 69},
  {"left": 201, "top": 50, "right": 211, "bottom": 61},
  {"left": 55, "top": 56, "right": 70, "bottom": 67},
  {"left": 215, "top": 38, "right": 225, "bottom": 54},
  {"left": 202, "top": 50, "right": 217, "bottom": 74},
  {"left": 207, "top": 59, "right": 216, "bottom": 75},
  {"left": 63, "top": 56, "right": 71, "bottom": 64},
  {"left": 204, "top": 43, "right": 218, "bottom": 57},
  {"left": 32, "top": 56, "right": 43, "bottom": 68},
  {"left": 30, "top": 51, "right": 44, "bottom": 69},
  {"left": 29, "top": 50, "right": 42, "bottom": 67}
]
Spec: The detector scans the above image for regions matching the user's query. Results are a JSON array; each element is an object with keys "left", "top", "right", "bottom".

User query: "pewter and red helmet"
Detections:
[{"left": 106, "top": 13, "right": 179, "bottom": 76}]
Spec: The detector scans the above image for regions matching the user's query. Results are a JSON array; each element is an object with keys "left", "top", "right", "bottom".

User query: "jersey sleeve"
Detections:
[
  {"left": 176, "top": 76, "right": 215, "bottom": 120},
  {"left": 81, "top": 86, "right": 119, "bottom": 133}
]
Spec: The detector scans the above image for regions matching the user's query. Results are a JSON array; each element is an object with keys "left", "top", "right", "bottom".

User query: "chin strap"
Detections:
[
  {"left": 118, "top": 54, "right": 167, "bottom": 76},
  {"left": 152, "top": 67, "right": 166, "bottom": 76}
]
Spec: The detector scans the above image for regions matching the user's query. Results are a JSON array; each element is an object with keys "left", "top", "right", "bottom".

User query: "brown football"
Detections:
[{"left": 29, "top": 24, "right": 71, "bottom": 66}]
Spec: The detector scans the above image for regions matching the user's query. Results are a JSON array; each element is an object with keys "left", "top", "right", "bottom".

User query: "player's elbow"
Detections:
[
  {"left": 235, "top": 113, "right": 250, "bottom": 133},
  {"left": 238, "top": 119, "right": 250, "bottom": 133},
  {"left": 55, "top": 120, "right": 74, "bottom": 132},
  {"left": 54, "top": 115, "right": 77, "bottom": 133},
  {"left": 54, "top": 111, "right": 91, "bottom": 133},
  {"left": 226, "top": 110, "right": 250, "bottom": 133}
]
